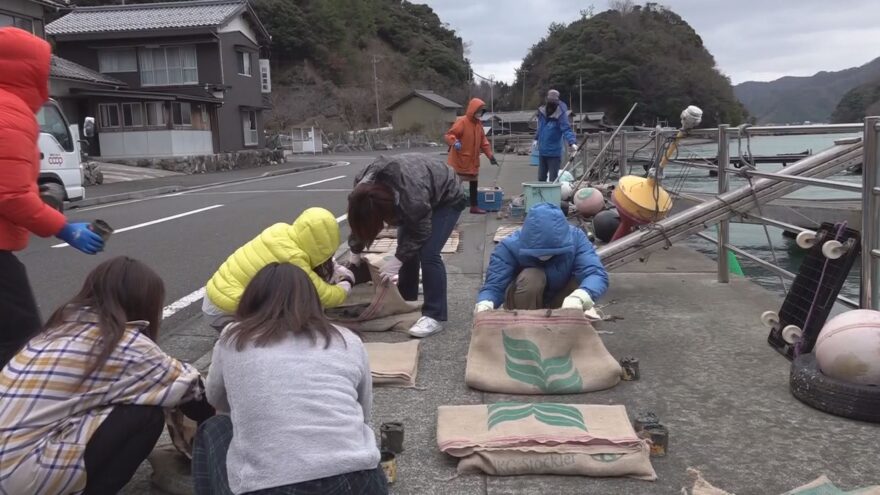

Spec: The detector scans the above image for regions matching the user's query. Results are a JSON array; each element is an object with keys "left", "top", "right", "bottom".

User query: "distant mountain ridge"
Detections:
[{"left": 734, "top": 57, "right": 880, "bottom": 124}]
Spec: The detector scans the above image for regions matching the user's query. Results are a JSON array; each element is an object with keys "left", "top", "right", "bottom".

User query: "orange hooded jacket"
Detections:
[
  {"left": 0, "top": 28, "right": 65, "bottom": 251},
  {"left": 445, "top": 98, "right": 494, "bottom": 177}
]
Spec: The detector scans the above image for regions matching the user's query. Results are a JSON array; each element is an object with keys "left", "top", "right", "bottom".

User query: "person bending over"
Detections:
[
  {"left": 0, "top": 257, "right": 211, "bottom": 495},
  {"left": 203, "top": 207, "right": 354, "bottom": 318},
  {"left": 193, "top": 263, "right": 386, "bottom": 495},
  {"left": 475, "top": 203, "right": 608, "bottom": 314},
  {"left": 347, "top": 153, "right": 467, "bottom": 338}
]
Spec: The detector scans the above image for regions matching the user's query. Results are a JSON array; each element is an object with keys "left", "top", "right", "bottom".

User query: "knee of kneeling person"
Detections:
[{"left": 515, "top": 268, "right": 547, "bottom": 291}]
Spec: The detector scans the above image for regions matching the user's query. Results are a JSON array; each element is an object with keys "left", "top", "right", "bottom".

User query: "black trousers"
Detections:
[
  {"left": 469, "top": 180, "right": 478, "bottom": 206},
  {"left": 83, "top": 405, "right": 165, "bottom": 494},
  {"left": 0, "top": 251, "right": 42, "bottom": 368}
]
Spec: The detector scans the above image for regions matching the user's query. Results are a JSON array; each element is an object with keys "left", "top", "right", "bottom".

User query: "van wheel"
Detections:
[
  {"left": 790, "top": 353, "right": 880, "bottom": 423},
  {"left": 39, "top": 182, "right": 66, "bottom": 213}
]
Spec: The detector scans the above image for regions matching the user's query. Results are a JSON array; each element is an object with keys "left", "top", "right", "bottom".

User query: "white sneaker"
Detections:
[{"left": 408, "top": 316, "right": 443, "bottom": 338}]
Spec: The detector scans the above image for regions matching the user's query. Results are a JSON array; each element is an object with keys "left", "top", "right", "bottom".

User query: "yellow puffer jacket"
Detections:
[{"left": 205, "top": 207, "right": 345, "bottom": 313}]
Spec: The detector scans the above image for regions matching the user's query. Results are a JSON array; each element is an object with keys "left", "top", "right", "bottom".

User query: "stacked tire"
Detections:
[{"left": 790, "top": 353, "right": 880, "bottom": 423}]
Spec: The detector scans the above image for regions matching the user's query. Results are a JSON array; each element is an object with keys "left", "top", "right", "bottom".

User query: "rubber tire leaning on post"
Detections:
[{"left": 789, "top": 353, "right": 880, "bottom": 423}]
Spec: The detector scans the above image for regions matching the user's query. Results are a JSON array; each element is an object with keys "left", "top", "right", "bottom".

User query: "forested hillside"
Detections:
[{"left": 513, "top": 3, "right": 745, "bottom": 127}]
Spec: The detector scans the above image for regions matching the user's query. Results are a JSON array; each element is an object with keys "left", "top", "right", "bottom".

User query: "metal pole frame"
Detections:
[
  {"left": 717, "top": 124, "right": 730, "bottom": 283},
  {"left": 861, "top": 116, "right": 880, "bottom": 309},
  {"left": 620, "top": 131, "right": 629, "bottom": 175}
]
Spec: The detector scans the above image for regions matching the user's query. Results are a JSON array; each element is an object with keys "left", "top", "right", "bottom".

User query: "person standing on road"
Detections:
[
  {"left": 0, "top": 257, "right": 213, "bottom": 495},
  {"left": 475, "top": 203, "right": 608, "bottom": 314},
  {"left": 193, "top": 263, "right": 386, "bottom": 495},
  {"left": 445, "top": 97, "right": 499, "bottom": 214},
  {"left": 347, "top": 153, "right": 467, "bottom": 338},
  {"left": 532, "top": 89, "right": 578, "bottom": 182},
  {"left": 0, "top": 27, "right": 104, "bottom": 367},
  {"left": 203, "top": 207, "right": 354, "bottom": 318}
]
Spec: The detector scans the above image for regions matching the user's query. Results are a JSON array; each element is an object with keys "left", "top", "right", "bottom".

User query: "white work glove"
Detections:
[
  {"left": 474, "top": 300, "right": 494, "bottom": 313},
  {"left": 337, "top": 280, "right": 352, "bottom": 295},
  {"left": 530, "top": 140, "right": 538, "bottom": 153},
  {"left": 570, "top": 144, "right": 578, "bottom": 153},
  {"left": 561, "top": 289, "right": 594, "bottom": 311},
  {"left": 379, "top": 255, "right": 403, "bottom": 285},
  {"left": 349, "top": 251, "right": 363, "bottom": 266},
  {"left": 332, "top": 261, "right": 355, "bottom": 285}
]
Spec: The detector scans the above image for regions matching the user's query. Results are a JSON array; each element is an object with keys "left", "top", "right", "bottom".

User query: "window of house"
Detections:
[
  {"left": 139, "top": 46, "right": 198, "bottom": 86},
  {"left": 236, "top": 50, "right": 252, "bottom": 76},
  {"left": 122, "top": 102, "right": 144, "bottom": 127},
  {"left": 36, "top": 103, "right": 74, "bottom": 152},
  {"left": 98, "top": 103, "right": 120, "bottom": 128},
  {"left": 172, "top": 102, "right": 192, "bottom": 126},
  {"left": 145, "top": 102, "right": 166, "bottom": 126},
  {"left": 98, "top": 49, "right": 138, "bottom": 73},
  {"left": 201, "top": 105, "right": 209, "bottom": 127},
  {"left": 242, "top": 110, "right": 258, "bottom": 146},
  {"left": 0, "top": 13, "right": 35, "bottom": 33}
]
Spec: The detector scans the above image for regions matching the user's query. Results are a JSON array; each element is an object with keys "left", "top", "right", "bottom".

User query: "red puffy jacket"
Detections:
[{"left": 0, "top": 28, "right": 66, "bottom": 251}]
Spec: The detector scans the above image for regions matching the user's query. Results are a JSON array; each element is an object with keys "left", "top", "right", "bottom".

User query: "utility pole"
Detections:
[
  {"left": 579, "top": 76, "right": 583, "bottom": 115},
  {"left": 471, "top": 70, "right": 495, "bottom": 151},
  {"left": 520, "top": 69, "right": 527, "bottom": 110},
  {"left": 372, "top": 55, "right": 380, "bottom": 129}
]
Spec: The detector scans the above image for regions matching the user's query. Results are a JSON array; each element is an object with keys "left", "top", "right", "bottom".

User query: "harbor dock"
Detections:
[{"left": 126, "top": 152, "right": 877, "bottom": 494}]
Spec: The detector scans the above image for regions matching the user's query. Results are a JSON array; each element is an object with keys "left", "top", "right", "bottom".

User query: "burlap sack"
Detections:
[
  {"left": 687, "top": 469, "right": 880, "bottom": 495},
  {"left": 465, "top": 309, "right": 622, "bottom": 394},
  {"left": 326, "top": 254, "right": 422, "bottom": 332},
  {"left": 365, "top": 340, "right": 421, "bottom": 387},
  {"left": 437, "top": 403, "right": 656, "bottom": 480}
]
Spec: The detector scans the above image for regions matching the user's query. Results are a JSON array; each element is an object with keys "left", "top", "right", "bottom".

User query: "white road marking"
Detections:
[
  {"left": 163, "top": 287, "right": 206, "bottom": 319},
  {"left": 161, "top": 211, "right": 351, "bottom": 319},
  {"left": 76, "top": 162, "right": 352, "bottom": 212},
  {"left": 52, "top": 204, "right": 224, "bottom": 248},
  {"left": 297, "top": 175, "right": 346, "bottom": 188},
  {"left": 184, "top": 189, "right": 349, "bottom": 195}
]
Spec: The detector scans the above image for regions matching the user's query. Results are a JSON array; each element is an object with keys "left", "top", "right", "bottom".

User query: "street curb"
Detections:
[{"left": 67, "top": 161, "right": 338, "bottom": 209}]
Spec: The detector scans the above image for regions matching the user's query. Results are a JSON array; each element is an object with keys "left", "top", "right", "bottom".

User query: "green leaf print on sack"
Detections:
[
  {"left": 591, "top": 454, "right": 624, "bottom": 462},
  {"left": 502, "top": 331, "right": 584, "bottom": 393},
  {"left": 487, "top": 402, "right": 588, "bottom": 431}
]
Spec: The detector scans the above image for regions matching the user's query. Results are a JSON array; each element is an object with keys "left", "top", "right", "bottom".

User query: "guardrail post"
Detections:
[
  {"left": 717, "top": 124, "right": 730, "bottom": 283},
  {"left": 861, "top": 116, "right": 880, "bottom": 309},
  {"left": 620, "top": 131, "right": 629, "bottom": 175}
]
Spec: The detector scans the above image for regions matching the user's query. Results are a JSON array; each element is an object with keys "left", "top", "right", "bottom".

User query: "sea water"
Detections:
[{"left": 655, "top": 133, "right": 863, "bottom": 301}]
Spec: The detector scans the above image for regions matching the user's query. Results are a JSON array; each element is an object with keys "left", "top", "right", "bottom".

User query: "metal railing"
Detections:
[{"left": 579, "top": 118, "right": 880, "bottom": 309}]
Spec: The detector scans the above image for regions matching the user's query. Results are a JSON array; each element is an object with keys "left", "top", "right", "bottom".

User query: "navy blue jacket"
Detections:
[
  {"left": 478, "top": 203, "right": 609, "bottom": 307},
  {"left": 534, "top": 101, "right": 577, "bottom": 158}
]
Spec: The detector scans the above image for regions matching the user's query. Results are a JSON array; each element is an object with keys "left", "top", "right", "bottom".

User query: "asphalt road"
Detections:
[{"left": 19, "top": 155, "right": 388, "bottom": 336}]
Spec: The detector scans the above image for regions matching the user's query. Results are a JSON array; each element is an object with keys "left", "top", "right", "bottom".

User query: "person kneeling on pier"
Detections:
[
  {"left": 202, "top": 207, "right": 354, "bottom": 320},
  {"left": 0, "top": 257, "right": 213, "bottom": 495},
  {"left": 475, "top": 202, "right": 608, "bottom": 314},
  {"left": 192, "top": 263, "right": 386, "bottom": 495}
]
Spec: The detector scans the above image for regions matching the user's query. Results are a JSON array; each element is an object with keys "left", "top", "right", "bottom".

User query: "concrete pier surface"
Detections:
[{"left": 126, "top": 152, "right": 878, "bottom": 494}]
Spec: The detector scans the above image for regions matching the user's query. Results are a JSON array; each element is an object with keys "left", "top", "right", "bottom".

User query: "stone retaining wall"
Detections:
[{"left": 108, "top": 149, "right": 285, "bottom": 175}]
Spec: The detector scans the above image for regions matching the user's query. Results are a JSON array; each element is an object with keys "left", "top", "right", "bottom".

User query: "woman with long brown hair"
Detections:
[
  {"left": 193, "top": 263, "right": 385, "bottom": 495},
  {"left": 347, "top": 153, "right": 467, "bottom": 338},
  {"left": 0, "top": 257, "right": 212, "bottom": 494}
]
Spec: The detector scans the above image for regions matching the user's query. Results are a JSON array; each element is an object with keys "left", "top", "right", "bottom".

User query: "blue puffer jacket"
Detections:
[
  {"left": 535, "top": 101, "right": 577, "bottom": 158},
  {"left": 477, "top": 203, "right": 608, "bottom": 307}
]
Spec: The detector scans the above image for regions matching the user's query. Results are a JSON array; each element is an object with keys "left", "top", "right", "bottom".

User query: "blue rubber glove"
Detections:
[
  {"left": 57, "top": 223, "right": 104, "bottom": 254},
  {"left": 454, "top": 141, "right": 462, "bottom": 151}
]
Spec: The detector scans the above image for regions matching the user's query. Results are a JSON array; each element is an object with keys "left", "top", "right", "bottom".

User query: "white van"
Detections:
[{"left": 36, "top": 99, "right": 93, "bottom": 204}]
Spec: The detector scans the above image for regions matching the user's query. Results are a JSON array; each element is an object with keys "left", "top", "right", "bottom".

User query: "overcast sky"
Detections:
[{"left": 420, "top": 0, "right": 880, "bottom": 85}]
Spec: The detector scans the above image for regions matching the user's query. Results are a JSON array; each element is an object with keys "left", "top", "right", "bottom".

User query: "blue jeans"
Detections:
[
  {"left": 192, "top": 415, "right": 388, "bottom": 495},
  {"left": 397, "top": 206, "right": 462, "bottom": 321},
  {"left": 538, "top": 155, "right": 562, "bottom": 182}
]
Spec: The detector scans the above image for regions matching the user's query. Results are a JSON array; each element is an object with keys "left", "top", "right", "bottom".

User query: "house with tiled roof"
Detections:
[
  {"left": 388, "top": 89, "right": 462, "bottom": 137},
  {"left": 46, "top": 0, "right": 271, "bottom": 160}
]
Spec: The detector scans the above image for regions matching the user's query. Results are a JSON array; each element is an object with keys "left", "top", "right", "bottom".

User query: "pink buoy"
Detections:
[
  {"left": 815, "top": 309, "right": 880, "bottom": 386},
  {"left": 573, "top": 187, "right": 604, "bottom": 218}
]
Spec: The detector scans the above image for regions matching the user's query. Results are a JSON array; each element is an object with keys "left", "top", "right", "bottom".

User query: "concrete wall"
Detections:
[
  {"left": 391, "top": 98, "right": 458, "bottom": 138},
  {"left": 98, "top": 129, "right": 213, "bottom": 159},
  {"left": 216, "top": 31, "right": 264, "bottom": 151}
]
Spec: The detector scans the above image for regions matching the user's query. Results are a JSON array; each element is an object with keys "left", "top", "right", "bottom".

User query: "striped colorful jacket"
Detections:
[{"left": 0, "top": 306, "right": 202, "bottom": 494}]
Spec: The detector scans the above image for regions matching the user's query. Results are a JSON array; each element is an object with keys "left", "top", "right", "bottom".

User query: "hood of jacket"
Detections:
[
  {"left": 519, "top": 202, "right": 573, "bottom": 258},
  {"left": 0, "top": 28, "right": 50, "bottom": 113},
  {"left": 289, "top": 207, "right": 340, "bottom": 267},
  {"left": 466, "top": 98, "right": 486, "bottom": 121},
  {"left": 539, "top": 101, "right": 566, "bottom": 120}
]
